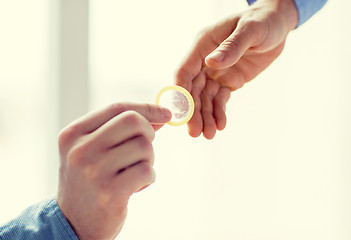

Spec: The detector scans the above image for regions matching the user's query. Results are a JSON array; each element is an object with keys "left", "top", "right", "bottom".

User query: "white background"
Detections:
[{"left": 1, "top": 0, "right": 350, "bottom": 239}]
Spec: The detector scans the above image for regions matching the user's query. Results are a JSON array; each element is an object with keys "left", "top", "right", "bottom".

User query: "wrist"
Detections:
[
  {"left": 252, "top": 0, "right": 298, "bottom": 31},
  {"left": 276, "top": 0, "right": 298, "bottom": 30}
]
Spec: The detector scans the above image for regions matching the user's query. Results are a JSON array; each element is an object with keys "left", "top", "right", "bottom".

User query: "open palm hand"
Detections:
[{"left": 176, "top": 0, "right": 297, "bottom": 139}]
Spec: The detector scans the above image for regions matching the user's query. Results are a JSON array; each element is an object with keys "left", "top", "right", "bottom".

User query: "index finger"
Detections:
[
  {"left": 175, "top": 53, "right": 201, "bottom": 93},
  {"left": 175, "top": 33, "right": 212, "bottom": 92},
  {"left": 65, "top": 103, "right": 172, "bottom": 135}
]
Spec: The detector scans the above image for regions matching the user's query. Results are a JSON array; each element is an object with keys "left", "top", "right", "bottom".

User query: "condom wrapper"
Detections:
[{"left": 155, "top": 86, "right": 194, "bottom": 126}]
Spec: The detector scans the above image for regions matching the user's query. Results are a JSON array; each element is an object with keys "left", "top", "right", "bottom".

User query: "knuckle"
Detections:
[
  {"left": 121, "top": 112, "right": 155, "bottom": 140},
  {"left": 136, "top": 161, "right": 154, "bottom": 181},
  {"left": 176, "top": 67, "right": 196, "bottom": 85},
  {"left": 221, "top": 37, "right": 241, "bottom": 51},
  {"left": 66, "top": 143, "right": 89, "bottom": 167},
  {"left": 218, "top": 75, "right": 245, "bottom": 91},
  {"left": 136, "top": 137, "right": 154, "bottom": 163},
  {"left": 107, "top": 102, "right": 127, "bottom": 114},
  {"left": 144, "top": 103, "right": 154, "bottom": 117},
  {"left": 58, "top": 124, "right": 80, "bottom": 149},
  {"left": 204, "top": 79, "right": 220, "bottom": 97},
  {"left": 121, "top": 111, "right": 143, "bottom": 127},
  {"left": 137, "top": 136, "right": 153, "bottom": 152}
]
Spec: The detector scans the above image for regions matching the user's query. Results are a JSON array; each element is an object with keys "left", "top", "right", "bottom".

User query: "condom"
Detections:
[{"left": 155, "top": 86, "right": 194, "bottom": 126}]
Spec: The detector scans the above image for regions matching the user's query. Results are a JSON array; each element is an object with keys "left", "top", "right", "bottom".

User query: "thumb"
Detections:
[
  {"left": 137, "top": 104, "right": 172, "bottom": 126},
  {"left": 117, "top": 104, "right": 171, "bottom": 132},
  {"left": 142, "top": 105, "right": 172, "bottom": 132},
  {"left": 205, "top": 26, "right": 256, "bottom": 69}
]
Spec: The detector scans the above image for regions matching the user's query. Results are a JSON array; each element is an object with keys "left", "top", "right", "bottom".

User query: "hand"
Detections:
[
  {"left": 56, "top": 103, "right": 172, "bottom": 240},
  {"left": 175, "top": 0, "right": 298, "bottom": 139}
]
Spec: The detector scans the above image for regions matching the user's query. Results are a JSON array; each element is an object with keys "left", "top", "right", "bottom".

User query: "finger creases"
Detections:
[
  {"left": 214, "top": 87, "right": 231, "bottom": 131},
  {"left": 90, "top": 110, "right": 155, "bottom": 150},
  {"left": 70, "top": 103, "right": 170, "bottom": 136},
  {"left": 200, "top": 79, "right": 220, "bottom": 139},
  {"left": 175, "top": 43, "right": 206, "bottom": 92},
  {"left": 100, "top": 135, "right": 155, "bottom": 177},
  {"left": 187, "top": 71, "right": 207, "bottom": 137},
  {"left": 112, "top": 161, "right": 155, "bottom": 197}
]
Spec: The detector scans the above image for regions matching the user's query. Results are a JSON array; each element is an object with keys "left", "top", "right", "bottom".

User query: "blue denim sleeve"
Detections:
[
  {"left": 246, "top": 0, "right": 328, "bottom": 27},
  {"left": 0, "top": 197, "right": 78, "bottom": 240}
]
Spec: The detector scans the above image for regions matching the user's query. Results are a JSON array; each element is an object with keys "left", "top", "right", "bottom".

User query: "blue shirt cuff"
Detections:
[
  {"left": 0, "top": 196, "right": 78, "bottom": 240},
  {"left": 293, "top": 0, "right": 327, "bottom": 26},
  {"left": 246, "top": 0, "right": 327, "bottom": 27},
  {"left": 246, "top": 0, "right": 256, "bottom": 4}
]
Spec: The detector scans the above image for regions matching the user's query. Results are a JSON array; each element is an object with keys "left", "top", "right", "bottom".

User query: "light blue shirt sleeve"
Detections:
[
  {"left": 0, "top": 197, "right": 79, "bottom": 240},
  {"left": 246, "top": 0, "right": 328, "bottom": 27}
]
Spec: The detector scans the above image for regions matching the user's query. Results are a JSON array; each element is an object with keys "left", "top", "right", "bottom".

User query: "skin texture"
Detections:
[
  {"left": 175, "top": 0, "right": 298, "bottom": 139},
  {"left": 56, "top": 103, "right": 172, "bottom": 240}
]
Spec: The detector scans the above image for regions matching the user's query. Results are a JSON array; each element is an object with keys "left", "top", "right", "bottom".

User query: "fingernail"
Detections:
[{"left": 207, "top": 51, "right": 225, "bottom": 62}]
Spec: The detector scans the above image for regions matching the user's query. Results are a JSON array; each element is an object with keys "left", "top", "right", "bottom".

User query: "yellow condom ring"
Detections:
[{"left": 155, "top": 85, "right": 194, "bottom": 126}]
